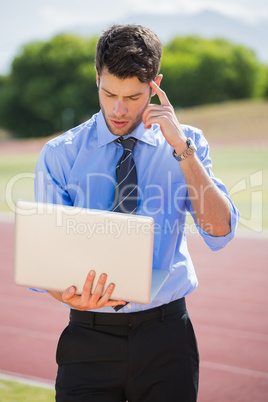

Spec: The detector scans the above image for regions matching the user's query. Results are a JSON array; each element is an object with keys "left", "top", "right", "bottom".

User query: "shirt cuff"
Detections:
[
  {"left": 29, "top": 288, "right": 49, "bottom": 293},
  {"left": 196, "top": 199, "right": 240, "bottom": 251}
]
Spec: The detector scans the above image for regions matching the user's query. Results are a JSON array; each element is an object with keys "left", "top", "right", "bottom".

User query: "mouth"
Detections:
[{"left": 110, "top": 119, "right": 129, "bottom": 129}]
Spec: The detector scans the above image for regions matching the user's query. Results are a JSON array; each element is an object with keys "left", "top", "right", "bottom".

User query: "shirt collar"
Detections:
[{"left": 97, "top": 110, "right": 157, "bottom": 148}]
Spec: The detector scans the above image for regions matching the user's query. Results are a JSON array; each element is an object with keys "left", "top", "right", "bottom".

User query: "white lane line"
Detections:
[
  {"left": 0, "top": 370, "right": 54, "bottom": 389},
  {"left": 201, "top": 361, "right": 268, "bottom": 380}
]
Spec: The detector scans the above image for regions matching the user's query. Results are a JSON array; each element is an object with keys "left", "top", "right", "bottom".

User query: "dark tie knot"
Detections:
[{"left": 118, "top": 137, "right": 137, "bottom": 153}]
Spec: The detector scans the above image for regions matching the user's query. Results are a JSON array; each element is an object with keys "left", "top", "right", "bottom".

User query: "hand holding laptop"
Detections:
[
  {"left": 48, "top": 270, "right": 127, "bottom": 310},
  {"left": 15, "top": 201, "right": 169, "bottom": 304}
]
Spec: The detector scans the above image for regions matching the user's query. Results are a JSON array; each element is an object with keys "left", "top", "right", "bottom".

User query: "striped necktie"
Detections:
[
  {"left": 113, "top": 137, "right": 137, "bottom": 311},
  {"left": 113, "top": 137, "right": 138, "bottom": 214}
]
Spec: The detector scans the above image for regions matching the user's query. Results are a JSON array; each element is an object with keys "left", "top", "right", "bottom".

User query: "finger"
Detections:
[
  {"left": 62, "top": 270, "right": 94, "bottom": 307},
  {"left": 78, "top": 270, "right": 96, "bottom": 307},
  {"left": 89, "top": 273, "right": 108, "bottom": 305},
  {"left": 143, "top": 104, "right": 172, "bottom": 126},
  {"left": 96, "top": 283, "right": 118, "bottom": 307},
  {"left": 80, "top": 270, "right": 95, "bottom": 296},
  {"left": 150, "top": 80, "right": 170, "bottom": 106},
  {"left": 144, "top": 115, "right": 169, "bottom": 130},
  {"left": 94, "top": 280, "right": 126, "bottom": 308},
  {"left": 62, "top": 286, "right": 79, "bottom": 304},
  {"left": 144, "top": 109, "right": 174, "bottom": 131},
  {"left": 105, "top": 299, "right": 127, "bottom": 307}
]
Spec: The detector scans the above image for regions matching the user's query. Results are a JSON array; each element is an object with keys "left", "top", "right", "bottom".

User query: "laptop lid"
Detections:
[{"left": 14, "top": 200, "right": 168, "bottom": 304}]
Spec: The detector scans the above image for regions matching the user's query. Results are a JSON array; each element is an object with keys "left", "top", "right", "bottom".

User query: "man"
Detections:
[{"left": 34, "top": 24, "right": 239, "bottom": 401}]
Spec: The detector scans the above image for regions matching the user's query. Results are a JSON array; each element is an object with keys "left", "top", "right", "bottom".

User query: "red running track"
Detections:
[{"left": 1, "top": 220, "right": 268, "bottom": 401}]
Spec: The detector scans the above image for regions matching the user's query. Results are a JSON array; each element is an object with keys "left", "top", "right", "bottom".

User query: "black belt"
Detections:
[{"left": 69, "top": 298, "right": 186, "bottom": 328}]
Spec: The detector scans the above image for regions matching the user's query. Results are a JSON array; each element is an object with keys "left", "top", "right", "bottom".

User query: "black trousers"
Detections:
[{"left": 55, "top": 299, "right": 199, "bottom": 402}]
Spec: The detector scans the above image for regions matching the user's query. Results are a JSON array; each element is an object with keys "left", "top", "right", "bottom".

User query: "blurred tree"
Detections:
[
  {"left": 255, "top": 65, "right": 268, "bottom": 98},
  {"left": 0, "top": 34, "right": 99, "bottom": 138},
  {"left": 161, "top": 36, "right": 261, "bottom": 107},
  {"left": 0, "top": 34, "right": 266, "bottom": 138},
  {"left": 263, "top": 68, "right": 268, "bottom": 98}
]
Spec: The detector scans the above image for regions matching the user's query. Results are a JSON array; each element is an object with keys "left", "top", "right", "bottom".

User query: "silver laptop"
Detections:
[{"left": 14, "top": 200, "right": 169, "bottom": 304}]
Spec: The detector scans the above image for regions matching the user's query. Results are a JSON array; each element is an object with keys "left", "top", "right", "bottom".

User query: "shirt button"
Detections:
[{"left": 127, "top": 304, "right": 132, "bottom": 309}]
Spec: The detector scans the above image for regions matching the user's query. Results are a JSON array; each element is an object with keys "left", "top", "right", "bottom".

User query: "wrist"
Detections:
[{"left": 173, "top": 138, "right": 197, "bottom": 162}]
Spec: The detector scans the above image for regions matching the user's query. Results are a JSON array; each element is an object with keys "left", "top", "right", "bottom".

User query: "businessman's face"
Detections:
[{"left": 97, "top": 67, "right": 152, "bottom": 136}]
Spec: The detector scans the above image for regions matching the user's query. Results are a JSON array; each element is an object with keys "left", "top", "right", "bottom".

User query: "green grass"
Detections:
[
  {"left": 0, "top": 379, "right": 55, "bottom": 401},
  {"left": 210, "top": 146, "right": 268, "bottom": 232},
  {"left": 0, "top": 153, "right": 38, "bottom": 213}
]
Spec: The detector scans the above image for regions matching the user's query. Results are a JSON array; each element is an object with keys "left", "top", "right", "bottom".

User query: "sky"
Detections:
[{"left": 1, "top": 0, "right": 268, "bottom": 75}]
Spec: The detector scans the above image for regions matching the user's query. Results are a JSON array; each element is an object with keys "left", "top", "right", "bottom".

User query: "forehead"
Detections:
[{"left": 99, "top": 67, "right": 149, "bottom": 96}]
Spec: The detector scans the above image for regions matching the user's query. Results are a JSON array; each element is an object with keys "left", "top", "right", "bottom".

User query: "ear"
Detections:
[
  {"left": 95, "top": 66, "right": 99, "bottom": 87},
  {"left": 151, "top": 74, "right": 163, "bottom": 96}
]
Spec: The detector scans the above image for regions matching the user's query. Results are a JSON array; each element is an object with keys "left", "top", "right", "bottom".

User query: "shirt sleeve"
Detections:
[
  {"left": 34, "top": 144, "right": 72, "bottom": 205},
  {"left": 185, "top": 128, "right": 240, "bottom": 251}
]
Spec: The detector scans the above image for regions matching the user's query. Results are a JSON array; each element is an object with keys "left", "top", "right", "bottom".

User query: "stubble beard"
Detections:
[{"left": 99, "top": 95, "right": 151, "bottom": 137}]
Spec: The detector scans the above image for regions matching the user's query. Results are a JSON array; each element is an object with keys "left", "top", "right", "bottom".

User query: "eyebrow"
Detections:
[{"left": 102, "top": 88, "right": 143, "bottom": 98}]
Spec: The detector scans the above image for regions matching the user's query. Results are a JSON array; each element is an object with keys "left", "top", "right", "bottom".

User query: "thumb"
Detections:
[{"left": 62, "top": 286, "right": 76, "bottom": 302}]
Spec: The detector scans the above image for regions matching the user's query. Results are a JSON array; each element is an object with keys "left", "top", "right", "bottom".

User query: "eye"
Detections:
[{"left": 129, "top": 96, "right": 140, "bottom": 101}]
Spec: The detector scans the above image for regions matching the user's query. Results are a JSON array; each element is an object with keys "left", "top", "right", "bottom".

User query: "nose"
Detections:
[{"left": 113, "top": 99, "right": 127, "bottom": 117}]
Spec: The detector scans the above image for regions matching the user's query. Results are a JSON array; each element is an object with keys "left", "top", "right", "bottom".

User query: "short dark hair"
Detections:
[{"left": 95, "top": 24, "right": 162, "bottom": 83}]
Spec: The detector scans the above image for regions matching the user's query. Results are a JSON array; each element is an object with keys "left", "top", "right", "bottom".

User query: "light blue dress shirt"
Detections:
[{"left": 33, "top": 110, "right": 240, "bottom": 313}]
